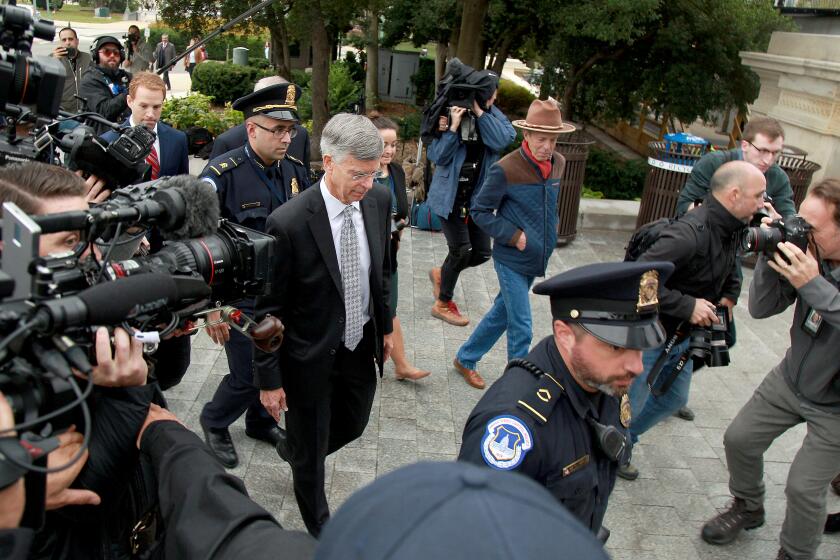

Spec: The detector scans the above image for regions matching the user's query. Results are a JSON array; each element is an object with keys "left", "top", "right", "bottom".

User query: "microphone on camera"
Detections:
[
  {"left": 33, "top": 175, "right": 220, "bottom": 240},
  {"left": 153, "top": 175, "right": 220, "bottom": 240},
  {"left": 32, "top": 273, "right": 211, "bottom": 332}
]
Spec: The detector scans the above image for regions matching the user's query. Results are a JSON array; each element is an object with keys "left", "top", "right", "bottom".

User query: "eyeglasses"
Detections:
[
  {"left": 252, "top": 121, "right": 297, "bottom": 139},
  {"left": 346, "top": 168, "right": 386, "bottom": 181},
  {"left": 746, "top": 140, "right": 782, "bottom": 159},
  {"left": 99, "top": 48, "right": 121, "bottom": 57}
]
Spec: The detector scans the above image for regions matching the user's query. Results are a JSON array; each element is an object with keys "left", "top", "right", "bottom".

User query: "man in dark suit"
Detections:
[
  {"left": 152, "top": 34, "right": 177, "bottom": 90},
  {"left": 210, "top": 76, "right": 310, "bottom": 172},
  {"left": 253, "top": 113, "right": 394, "bottom": 537},
  {"left": 101, "top": 72, "right": 189, "bottom": 179}
]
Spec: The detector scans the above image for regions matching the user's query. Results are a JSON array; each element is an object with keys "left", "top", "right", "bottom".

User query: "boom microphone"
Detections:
[
  {"left": 31, "top": 273, "right": 211, "bottom": 333},
  {"left": 155, "top": 175, "right": 220, "bottom": 240}
]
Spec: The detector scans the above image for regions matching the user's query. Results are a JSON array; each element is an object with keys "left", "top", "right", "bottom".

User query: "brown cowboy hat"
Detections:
[{"left": 512, "top": 100, "right": 575, "bottom": 134}]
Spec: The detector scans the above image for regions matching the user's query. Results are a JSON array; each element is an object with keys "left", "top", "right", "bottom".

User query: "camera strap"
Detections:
[{"left": 646, "top": 323, "right": 689, "bottom": 397}]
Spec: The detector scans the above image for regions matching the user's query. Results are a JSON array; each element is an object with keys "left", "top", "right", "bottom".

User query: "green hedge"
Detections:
[
  {"left": 495, "top": 79, "right": 535, "bottom": 121},
  {"left": 295, "top": 61, "right": 360, "bottom": 121},
  {"left": 148, "top": 25, "right": 267, "bottom": 62},
  {"left": 190, "top": 60, "right": 272, "bottom": 104},
  {"left": 160, "top": 92, "right": 243, "bottom": 137},
  {"left": 583, "top": 147, "right": 648, "bottom": 201}
]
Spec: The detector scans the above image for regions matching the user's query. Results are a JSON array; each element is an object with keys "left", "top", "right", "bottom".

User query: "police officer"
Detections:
[
  {"left": 458, "top": 260, "right": 674, "bottom": 539},
  {"left": 199, "top": 83, "right": 310, "bottom": 469}
]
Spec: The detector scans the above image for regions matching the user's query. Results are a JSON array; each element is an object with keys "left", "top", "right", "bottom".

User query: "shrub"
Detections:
[
  {"left": 328, "top": 61, "right": 361, "bottom": 115},
  {"left": 583, "top": 147, "right": 648, "bottom": 201},
  {"left": 161, "top": 93, "right": 243, "bottom": 137},
  {"left": 342, "top": 51, "right": 366, "bottom": 84},
  {"left": 148, "top": 25, "right": 267, "bottom": 62},
  {"left": 190, "top": 61, "right": 272, "bottom": 104},
  {"left": 396, "top": 111, "right": 422, "bottom": 140},
  {"left": 291, "top": 69, "right": 311, "bottom": 90},
  {"left": 495, "top": 79, "right": 535, "bottom": 120}
]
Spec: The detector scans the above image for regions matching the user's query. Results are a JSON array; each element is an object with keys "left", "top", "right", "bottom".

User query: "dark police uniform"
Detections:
[
  {"left": 459, "top": 261, "right": 675, "bottom": 536},
  {"left": 199, "top": 83, "right": 309, "bottom": 464}
]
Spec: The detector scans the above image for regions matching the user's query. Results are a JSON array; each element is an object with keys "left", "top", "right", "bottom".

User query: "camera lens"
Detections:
[{"left": 741, "top": 225, "right": 783, "bottom": 255}]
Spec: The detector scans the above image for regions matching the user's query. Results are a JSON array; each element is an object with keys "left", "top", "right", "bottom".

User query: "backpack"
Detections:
[
  {"left": 410, "top": 199, "right": 443, "bottom": 231},
  {"left": 624, "top": 217, "right": 679, "bottom": 262},
  {"left": 624, "top": 212, "right": 706, "bottom": 262},
  {"left": 185, "top": 126, "right": 213, "bottom": 156}
]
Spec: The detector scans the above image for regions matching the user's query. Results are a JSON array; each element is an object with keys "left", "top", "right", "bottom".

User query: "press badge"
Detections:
[{"left": 802, "top": 307, "right": 823, "bottom": 338}]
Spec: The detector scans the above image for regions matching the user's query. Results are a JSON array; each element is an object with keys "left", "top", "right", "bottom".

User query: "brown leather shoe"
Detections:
[
  {"left": 454, "top": 358, "right": 485, "bottom": 389},
  {"left": 431, "top": 299, "right": 469, "bottom": 326},
  {"left": 428, "top": 267, "right": 441, "bottom": 300},
  {"left": 832, "top": 472, "right": 840, "bottom": 496}
]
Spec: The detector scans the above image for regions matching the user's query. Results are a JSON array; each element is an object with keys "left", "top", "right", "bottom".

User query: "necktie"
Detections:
[
  {"left": 147, "top": 145, "right": 160, "bottom": 180},
  {"left": 340, "top": 205, "right": 363, "bottom": 350}
]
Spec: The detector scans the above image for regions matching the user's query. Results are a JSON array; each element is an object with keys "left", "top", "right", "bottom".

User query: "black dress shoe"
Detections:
[
  {"left": 246, "top": 425, "right": 286, "bottom": 447},
  {"left": 200, "top": 418, "right": 239, "bottom": 469},
  {"left": 674, "top": 406, "right": 695, "bottom": 421},
  {"left": 825, "top": 512, "right": 840, "bottom": 534}
]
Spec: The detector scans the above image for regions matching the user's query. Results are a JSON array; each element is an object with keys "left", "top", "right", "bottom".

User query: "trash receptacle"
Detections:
[
  {"left": 777, "top": 155, "right": 821, "bottom": 211},
  {"left": 94, "top": 7, "right": 110, "bottom": 17},
  {"left": 232, "top": 47, "right": 249, "bottom": 66},
  {"left": 554, "top": 129, "right": 595, "bottom": 244},
  {"left": 635, "top": 137, "right": 709, "bottom": 228}
]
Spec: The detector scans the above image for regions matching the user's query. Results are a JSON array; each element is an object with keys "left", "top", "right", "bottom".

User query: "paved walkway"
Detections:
[{"left": 165, "top": 227, "right": 840, "bottom": 559}]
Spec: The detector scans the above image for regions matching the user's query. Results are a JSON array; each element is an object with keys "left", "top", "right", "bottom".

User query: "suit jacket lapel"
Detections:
[
  {"left": 361, "top": 194, "right": 381, "bottom": 285},
  {"left": 307, "top": 188, "right": 343, "bottom": 296}
]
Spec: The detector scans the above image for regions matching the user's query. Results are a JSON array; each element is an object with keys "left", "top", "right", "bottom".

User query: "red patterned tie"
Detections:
[{"left": 146, "top": 145, "right": 160, "bottom": 180}]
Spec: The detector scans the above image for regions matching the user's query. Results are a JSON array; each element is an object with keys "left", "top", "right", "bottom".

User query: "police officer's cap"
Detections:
[
  {"left": 533, "top": 261, "right": 675, "bottom": 350},
  {"left": 315, "top": 461, "right": 609, "bottom": 560},
  {"left": 232, "top": 83, "right": 301, "bottom": 121}
]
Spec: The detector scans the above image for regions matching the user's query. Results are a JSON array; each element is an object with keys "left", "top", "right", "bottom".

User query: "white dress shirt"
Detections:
[
  {"left": 129, "top": 116, "right": 161, "bottom": 170},
  {"left": 320, "top": 178, "right": 372, "bottom": 329}
]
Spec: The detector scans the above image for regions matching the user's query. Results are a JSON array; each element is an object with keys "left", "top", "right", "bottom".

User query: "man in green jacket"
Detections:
[{"left": 676, "top": 117, "right": 795, "bottom": 217}]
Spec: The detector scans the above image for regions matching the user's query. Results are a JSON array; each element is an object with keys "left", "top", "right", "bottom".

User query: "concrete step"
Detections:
[{"left": 577, "top": 198, "right": 639, "bottom": 232}]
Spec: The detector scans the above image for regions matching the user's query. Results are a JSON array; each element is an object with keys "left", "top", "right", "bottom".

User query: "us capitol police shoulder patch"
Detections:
[{"left": 480, "top": 415, "right": 533, "bottom": 470}]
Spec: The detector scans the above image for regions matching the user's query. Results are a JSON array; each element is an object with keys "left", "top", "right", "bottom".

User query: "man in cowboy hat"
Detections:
[{"left": 452, "top": 99, "right": 574, "bottom": 389}]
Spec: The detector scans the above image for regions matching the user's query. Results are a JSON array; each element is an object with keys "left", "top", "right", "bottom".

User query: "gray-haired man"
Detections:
[{"left": 253, "top": 113, "right": 394, "bottom": 537}]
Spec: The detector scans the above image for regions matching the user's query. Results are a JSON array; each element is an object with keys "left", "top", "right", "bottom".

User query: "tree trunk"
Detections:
[
  {"left": 539, "top": 66, "right": 552, "bottom": 100},
  {"left": 490, "top": 34, "right": 514, "bottom": 76},
  {"left": 456, "top": 0, "right": 489, "bottom": 69},
  {"left": 446, "top": 7, "right": 463, "bottom": 60},
  {"left": 365, "top": 10, "right": 379, "bottom": 108},
  {"left": 309, "top": 0, "right": 330, "bottom": 162},
  {"left": 435, "top": 41, "right": 448, "bottom": 84},
  {"left": 270, "top": 22, "right": 292, "bottom": 80}
]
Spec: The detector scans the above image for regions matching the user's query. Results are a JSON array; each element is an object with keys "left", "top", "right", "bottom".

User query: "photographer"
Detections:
[
  {"left": 0, "top": 163, "right": 172, "bottom": 558},
  {"left": 123, "top": 25, "right": 152, "bottom": 75},
  {"left": 701, "top": 178, "right": 840, "bottom": 560},
  {"left": 50, "top": 27, "right": 91, "bottom": 114},
  {"left": 618, "top": 161, "right": 767, "bottom": 481},
  {"left": 425, "top": 70, "right": 515, "bottom": 331},
  {"left": 136, "top": 405, "right": 316, "bottom": 558},
  {"left": 677, "top": 117, "right": 795, "bottom": 217},
  {"left": 79, "top": 36, "right": 132, "bottom": 134}
]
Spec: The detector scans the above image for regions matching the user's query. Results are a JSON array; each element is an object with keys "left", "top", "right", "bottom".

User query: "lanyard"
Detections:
[{"left": 244, "top": 145, "right": 286, "bottom": 206}]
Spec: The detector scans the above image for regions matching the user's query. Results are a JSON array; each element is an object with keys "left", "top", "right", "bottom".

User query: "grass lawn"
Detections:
[{"left": 21, "top": 3, "right": 119, "bottom": 24}]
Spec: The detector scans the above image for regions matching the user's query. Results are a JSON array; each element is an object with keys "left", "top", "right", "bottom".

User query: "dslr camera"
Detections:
[
  {"left": 741, "top": 215, "right": 811, "bottom": 260},
  {"left": 687, "top": 305, "right": 730, "bottom": 368}
]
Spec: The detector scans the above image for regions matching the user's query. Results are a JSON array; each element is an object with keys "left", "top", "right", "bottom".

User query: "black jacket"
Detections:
[
  {"left": 252, "top": 181, "right": 393, "bottom": 398},
  {"left": 209, "top": 122, "right": 311, "bottom": 172},
  {"left": 386, "top": 162, "right": 409, "bottom": 272},
  {"left": 639, "top": 194, "right": 744, "bottom": 333},
  {"left": 141, "top": 421, "right": 316, "bottom": 559},
  {"left": 79, "top": 65, "right": 132, "bottom": 132},
  {"left": 458, "top": 336, "right": 628, "bottom": 534}
]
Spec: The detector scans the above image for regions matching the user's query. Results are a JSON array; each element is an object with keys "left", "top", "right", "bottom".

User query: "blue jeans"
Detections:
[
  {"left": 456, "top": 259, "right": 535, "bottom": 370},
  {"left": 628, "top": 337, "right": 694, "bottom": 444}
]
